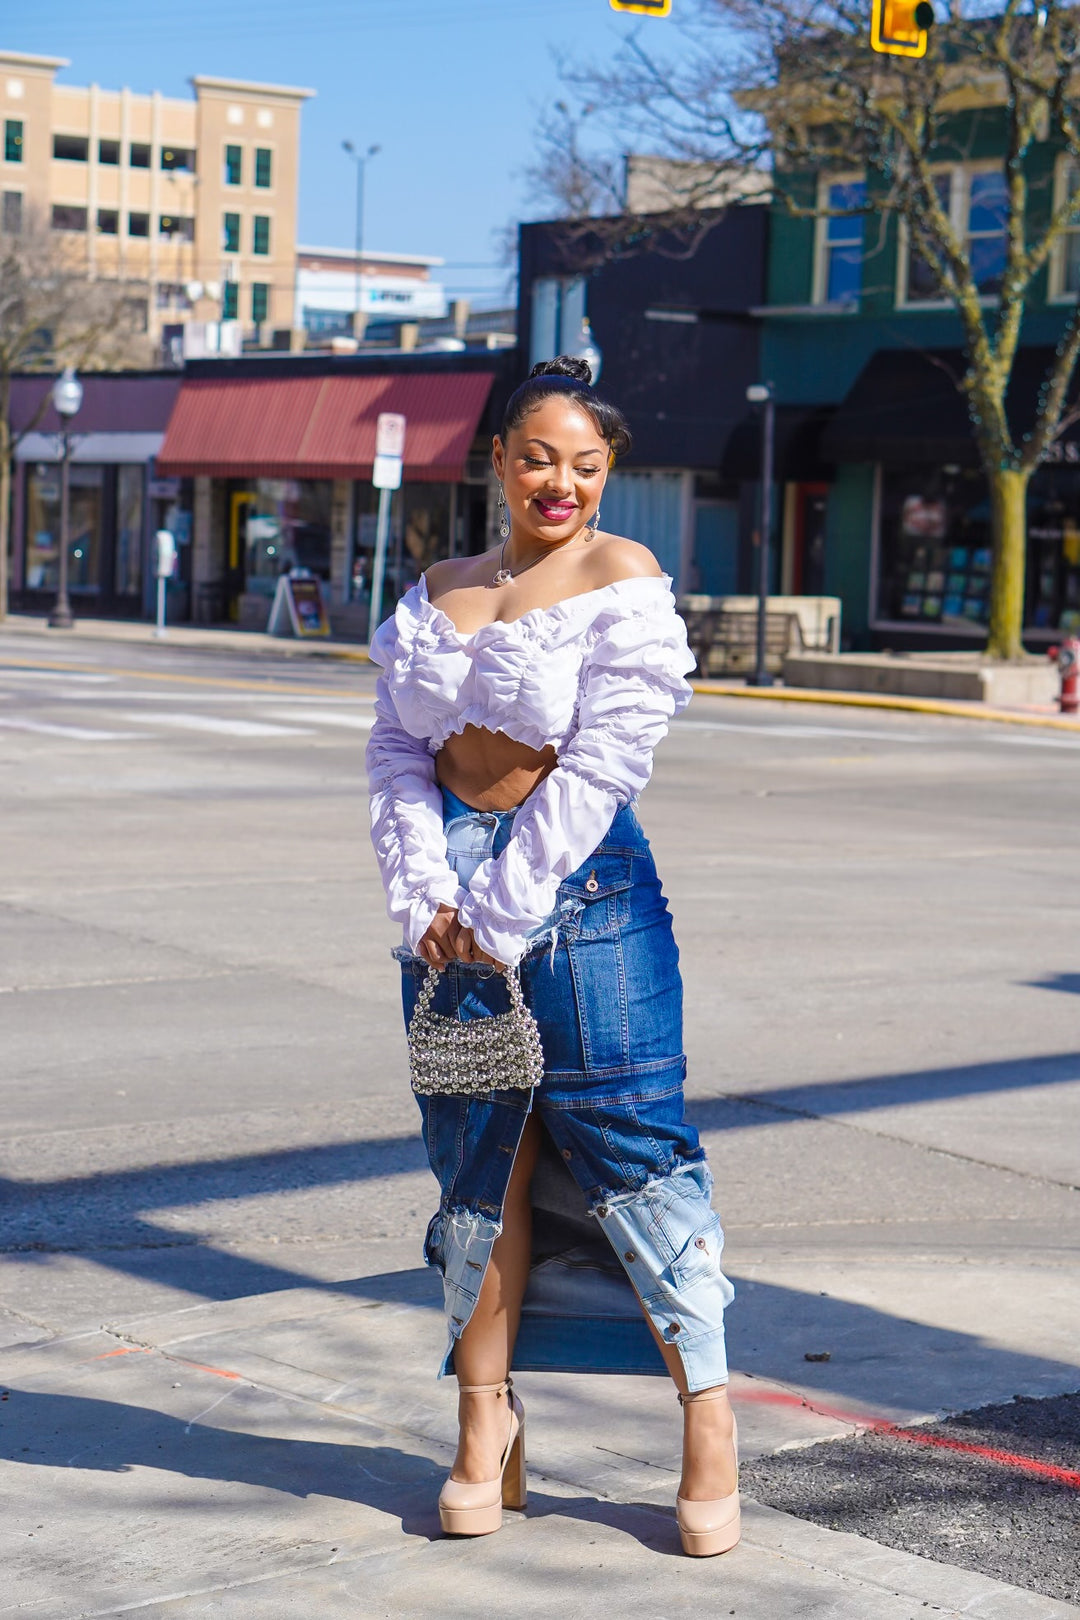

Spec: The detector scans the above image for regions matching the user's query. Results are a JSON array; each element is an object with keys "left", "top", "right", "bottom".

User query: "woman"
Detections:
[{"left": 366, "top": 357, "right": 738, "bottom": 1557}]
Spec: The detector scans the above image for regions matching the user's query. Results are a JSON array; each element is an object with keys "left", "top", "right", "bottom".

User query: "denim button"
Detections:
[
  {"left": 695, "top": 1237, "right": 707, "bottom": 1250},
  {"left": 595, "top": 1204, "right": 609, "bottom": 1218},
  {"left": 667, "top": 1322, "right": 681, "bottom": 1335},
  {"left": 624, "top": 1250, "right": 637, "bottom": 1263},
  {"left": 562, "top": 1148, "right": 573, "bottom": 1160}
]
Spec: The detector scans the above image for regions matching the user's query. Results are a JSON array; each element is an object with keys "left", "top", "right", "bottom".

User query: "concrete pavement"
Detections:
[{"left": 1, "top": 634, "right": 1078, "bottom": 1616}]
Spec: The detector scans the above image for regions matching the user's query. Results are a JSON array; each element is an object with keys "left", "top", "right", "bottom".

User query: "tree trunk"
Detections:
[{"left": 985, "top": 464, "right": 1029, "bottom": 661}]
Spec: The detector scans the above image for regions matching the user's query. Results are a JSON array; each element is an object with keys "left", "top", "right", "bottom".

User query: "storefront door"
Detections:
[{"left": 20, "top": 461, "right": 148, "bottom": 617}]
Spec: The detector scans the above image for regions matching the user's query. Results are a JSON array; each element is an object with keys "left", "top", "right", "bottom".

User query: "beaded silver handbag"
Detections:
[{"left": 407, "top": 965, "right": 545, "bottom": 1097}]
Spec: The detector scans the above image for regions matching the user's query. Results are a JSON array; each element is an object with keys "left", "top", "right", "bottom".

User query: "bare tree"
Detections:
[
  {"left": 0, "top": 208, "right": 151, "bottom": 621},
  {"left": 551, "top": 0, "right": 1080, "bottom": 660}
]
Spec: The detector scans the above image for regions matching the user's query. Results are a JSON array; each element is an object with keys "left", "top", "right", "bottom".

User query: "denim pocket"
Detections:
[
  {"left": 668, "top": 1210, "right": 726, "bottom": 1290},
  {"left": 558, "top": 853, "right": 634, "bottom": 940}
]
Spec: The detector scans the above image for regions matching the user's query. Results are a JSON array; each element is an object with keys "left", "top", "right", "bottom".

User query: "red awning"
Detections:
[{"left": 156, "top": 370, "right": 496, "bottom": 481}]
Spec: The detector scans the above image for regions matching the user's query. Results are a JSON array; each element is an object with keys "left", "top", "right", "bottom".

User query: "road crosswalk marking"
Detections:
[
  {"left": 266, "top": 708, "right": 375, "bottom": 729},
  {"left": 0, "top": 717, "right": 147, "bottom": 741},
  {"left": 113, "top": 711, "right": 313, "bottom": 738}
]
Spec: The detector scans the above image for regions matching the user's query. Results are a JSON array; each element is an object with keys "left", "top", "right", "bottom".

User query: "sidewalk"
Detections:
[
  {"left": 4, "top": 1282, "right": 1074, "bottom": 1619},
  {"left": 0, "top": 612, "right": 372, "bottom": 663}
]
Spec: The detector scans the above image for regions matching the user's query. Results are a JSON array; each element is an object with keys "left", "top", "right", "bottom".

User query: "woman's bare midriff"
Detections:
[{"left": 435, "top": 724, "right": 556, "bottom": 812}]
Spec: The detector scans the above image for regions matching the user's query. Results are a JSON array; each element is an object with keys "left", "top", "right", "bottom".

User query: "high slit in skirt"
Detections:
[{"left": 394, "top": 784, "right": 735, "bottom": 1391}]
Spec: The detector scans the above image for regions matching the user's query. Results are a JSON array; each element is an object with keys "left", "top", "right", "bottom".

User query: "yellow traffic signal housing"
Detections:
[
  {"left": 610, "top": 0, "right": 672, "bottom": 15},
  {"left": 871, "top": 0, "right": 934, "bottom": 56}
]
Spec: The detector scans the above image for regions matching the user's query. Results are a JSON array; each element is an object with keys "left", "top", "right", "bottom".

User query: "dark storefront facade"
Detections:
[
  {"left": 10, "top": 373, "right": 185, "bottom": 620},
  {"left": 517, "top": 208, "right": 768, "bottom": 597}
]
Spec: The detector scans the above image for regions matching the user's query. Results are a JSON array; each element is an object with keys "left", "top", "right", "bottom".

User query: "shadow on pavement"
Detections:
[
  {"left": 0, "top": 1386, "right": 681, "bottom": 1552},
  {"left": 1024, "top": 973, "right": 1080, "bottom": 997}
]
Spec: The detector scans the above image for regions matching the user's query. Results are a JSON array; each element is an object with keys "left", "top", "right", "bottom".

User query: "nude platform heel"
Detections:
[
  {"left": 675, "top": 1389, "right": 740, "bottom": 1557},
  {"left": 438, "top": 1378, "right": 526, "bottom": 1536}
]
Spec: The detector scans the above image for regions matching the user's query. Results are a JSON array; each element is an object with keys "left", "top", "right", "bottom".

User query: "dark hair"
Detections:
[{"left": 500, "top": 355, "right": 632, "bottom": 461}]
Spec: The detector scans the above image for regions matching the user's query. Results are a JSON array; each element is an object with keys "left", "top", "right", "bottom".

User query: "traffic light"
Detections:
[
  {"left": 610, "top": 0, "right": 672, "bottom": 15},
  {"left": 870, "top": 0, "right": 934, "bottom": 56}
]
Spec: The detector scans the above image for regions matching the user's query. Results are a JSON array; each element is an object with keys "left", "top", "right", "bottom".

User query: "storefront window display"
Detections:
[
  {"left": 114, "top": 465, "right": 145, "bottom": 598},
  {"left": 349, "top": 482, "right": 453, "bottom": 626},
  {"left": 877, "top": 461, "right": 1080, "bottom": 633},
  {"left": 242, "top": 479, "right": 332, "bottom": 595},
  {"left": 24, "top": 464, "right": 105, "bottom": 594}
]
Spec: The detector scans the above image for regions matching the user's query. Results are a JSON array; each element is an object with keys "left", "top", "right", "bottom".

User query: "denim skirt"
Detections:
[{"left": 396, "top": 784, "right": 734, "bottom": 1391}]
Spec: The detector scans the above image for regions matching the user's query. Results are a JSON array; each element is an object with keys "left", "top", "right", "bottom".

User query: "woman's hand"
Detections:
[
  {"left": 446, "top": 919, "right": 504, "bottom": 973},
  {"left": 417, "top": 905, "right": 461, "bottom": 971},
  {"left": 417, "top": 908, "right": 505, "bottom": 972}
]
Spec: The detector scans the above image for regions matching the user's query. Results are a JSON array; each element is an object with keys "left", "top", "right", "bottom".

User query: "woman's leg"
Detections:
[
  {"left": 450, "top": 1110, "right": 541, "bottom": 1483},
  {"left": 644, "top": 1323, "right": 738, "bottom": 1500}
]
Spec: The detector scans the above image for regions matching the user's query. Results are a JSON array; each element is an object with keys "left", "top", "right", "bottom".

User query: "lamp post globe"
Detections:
[
  {"left": 47, "top": 367, "right": 83, "bottom": 630},
  {"left": 570, "top": 316, "right": 603, "bottom": 384}
]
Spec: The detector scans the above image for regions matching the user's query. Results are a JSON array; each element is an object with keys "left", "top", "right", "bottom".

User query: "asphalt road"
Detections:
[{"left": 1, "top": 630, "right": 1078, "bottom": 1616}]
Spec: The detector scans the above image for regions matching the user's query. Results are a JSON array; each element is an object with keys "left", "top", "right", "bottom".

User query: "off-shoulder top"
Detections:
[{"left": 365, "top": 572, "right": 695, "bottom": 966}]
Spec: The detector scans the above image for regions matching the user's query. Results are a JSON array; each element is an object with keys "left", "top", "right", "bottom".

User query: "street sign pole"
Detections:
[
  {"left": 369, "top": 485, "right": 393, "bottom": 638},
  {"left": 368, "top": 411, "right": 406, "bottom": 638}
]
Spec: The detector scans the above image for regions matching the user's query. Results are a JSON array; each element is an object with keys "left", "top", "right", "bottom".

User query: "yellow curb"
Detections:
[{"left": 690, "top": 680, "right": 1080, "bottom": 733}]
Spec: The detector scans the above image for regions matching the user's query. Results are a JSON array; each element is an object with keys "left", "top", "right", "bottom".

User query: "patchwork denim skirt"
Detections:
[{"left": 396, "top": 784, "right": 735, "bottom": 1391}]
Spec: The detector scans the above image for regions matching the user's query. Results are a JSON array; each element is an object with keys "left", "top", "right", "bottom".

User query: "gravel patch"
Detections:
[{"left": 741, "top": 1391, "right": 1080, "bottom": 1604}]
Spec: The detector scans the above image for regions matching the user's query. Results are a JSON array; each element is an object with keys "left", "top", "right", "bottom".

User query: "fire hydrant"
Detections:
[{"left": 1050, "top": 635, "right": 1080, "bottom": 714}]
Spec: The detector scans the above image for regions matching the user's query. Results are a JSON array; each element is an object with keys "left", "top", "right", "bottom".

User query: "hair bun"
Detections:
[{"left": 528, "top": 354, "right": 593, "bottom": 385}]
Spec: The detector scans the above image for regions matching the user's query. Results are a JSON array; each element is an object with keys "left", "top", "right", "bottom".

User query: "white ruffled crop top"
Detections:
[{"left": 366, "top": 572, "right": 695, "bottom": 967}]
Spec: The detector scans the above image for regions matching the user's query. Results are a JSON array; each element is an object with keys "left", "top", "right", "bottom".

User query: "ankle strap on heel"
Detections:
[
  {"left": 457, "top": 1377, "right": 512, "bottom": 1397},
  {"left": 678, "top": 1384, "right": 728, "bottom": 1407}
]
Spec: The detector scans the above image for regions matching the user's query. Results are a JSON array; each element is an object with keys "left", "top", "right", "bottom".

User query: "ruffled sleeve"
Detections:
[
  {"left": 366, "top": 594, "right": 466, "bottom": 953},
  {"left": 456, "top": 582, "right": 694, "bottom": 966}
]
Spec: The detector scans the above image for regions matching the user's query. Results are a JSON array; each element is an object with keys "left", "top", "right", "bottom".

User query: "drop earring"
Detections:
[
  {"left": 589, "top": 504, "right": 601, "bottom": 533},
  {"left": 498, "top": 483, "right": 511, "bottom": 540}
]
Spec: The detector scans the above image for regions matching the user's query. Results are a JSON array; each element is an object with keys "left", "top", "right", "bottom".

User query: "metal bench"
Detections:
[{"left": 678, "top": 594, "right": 842, "bottom": 678}]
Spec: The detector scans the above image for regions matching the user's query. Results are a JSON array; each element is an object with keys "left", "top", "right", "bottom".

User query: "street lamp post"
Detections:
[
  {"left": 48, "top": 366, "right": 84, "bottom": 631},
  {"left": 746, "top": 381, "right": 776, "bottom": 688},
  {"left": 569, "top": 314, "right": 603, "bottom": 384},
  {"left": 341, "top": 141, "right": 380, "bottom": 339}
]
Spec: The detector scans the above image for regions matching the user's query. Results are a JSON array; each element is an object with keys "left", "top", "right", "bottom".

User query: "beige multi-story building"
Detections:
[{"left": 0, "top": 49, "right": 313, "bottom": 344}]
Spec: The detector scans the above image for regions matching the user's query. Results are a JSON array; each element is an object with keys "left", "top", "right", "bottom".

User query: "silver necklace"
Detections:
[{"left": 491, "top": 538, "right": 513, "bottom": 587}]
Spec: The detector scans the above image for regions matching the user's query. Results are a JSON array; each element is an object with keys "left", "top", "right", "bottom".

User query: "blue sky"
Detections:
[{"left": 3, "top": 0, "right": 664, "bottom": 307}]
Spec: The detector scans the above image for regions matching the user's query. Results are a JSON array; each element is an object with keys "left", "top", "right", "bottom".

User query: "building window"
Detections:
[
  {"left": 25, "top": 464, "right": 105, "bottom": 594},
  {"left": 251, "top": 281, "right": 269, "bottom": 324},
  {"left": 222, "top": 280, "right": 239, "bottom": 320},
  {"left": 252, "top": 214, "right": 270, "bottom": 256},
  {"left": 2, "top": 190, "right": 22, "bottom": 233},
  {"left": 51, "top": 203, "right": 88, "bottom": 232},
  {"left": 224, "top": 144, "right": 242, "bottom": 186},
  {"left": 115, "top": 465, "right": 145, "bottom": 598},
  {"left": 128, "top": 211, "right": 150, "bottom": 237},
  {"left": 161, "top": 146, "right": 195, "bottom": 173},
  {"left": 155, "top": 282, "right": 192, "bottom": 311},
  {"left": 96, "top": 208, "right": 119, "bottom": 235},
  {"left": 98, "top": 138, "right": 120, "bottom": 165},
  {"left": 965, "top": 170, "right": 1008, "bottom": 296},
  {"left": 5, "top": 119, "right": 23, "bottom": 163},
  {"left": 902, "top": 167, "right": 1006, "bottom": 304},
  {"left": 223, "top": 212, "right": 241, "bottom": 253},
  {"left": 1053, "top": 160, "right": 1080, "bottom": 300},
  {"left": 53, "top": 133, "right": 89, "bottom": 163},
  {"left": 254, "top": 147, "right": 272, "bottom": 188},
  {"left": 129, "top": 142, "right": 151, "bottom": 169},
  {"left": 816, "top": 178, "right": 866, "bottom": 304},
  {"left": 158, "top": 214, "right": 195, "bottom": 241}
]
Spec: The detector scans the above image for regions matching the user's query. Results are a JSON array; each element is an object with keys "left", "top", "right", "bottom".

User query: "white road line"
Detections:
[
  {"left": 675, "top": 718, "right": 926, "bottom": 743},
  {"left": 267, "top": 708, "right": 376, "bottom": 729},
  {"left": 62, "top": 690, "right": 374, "bottom": 705},
  {"left": 987, "top": 731, "right": 1080, "bottom": 749},
  {"left": 0, "top": 717, "right": 147, "bottom": 741},
  {"left": 114, "top": 711, "right": 312, "bottom": 738}
]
